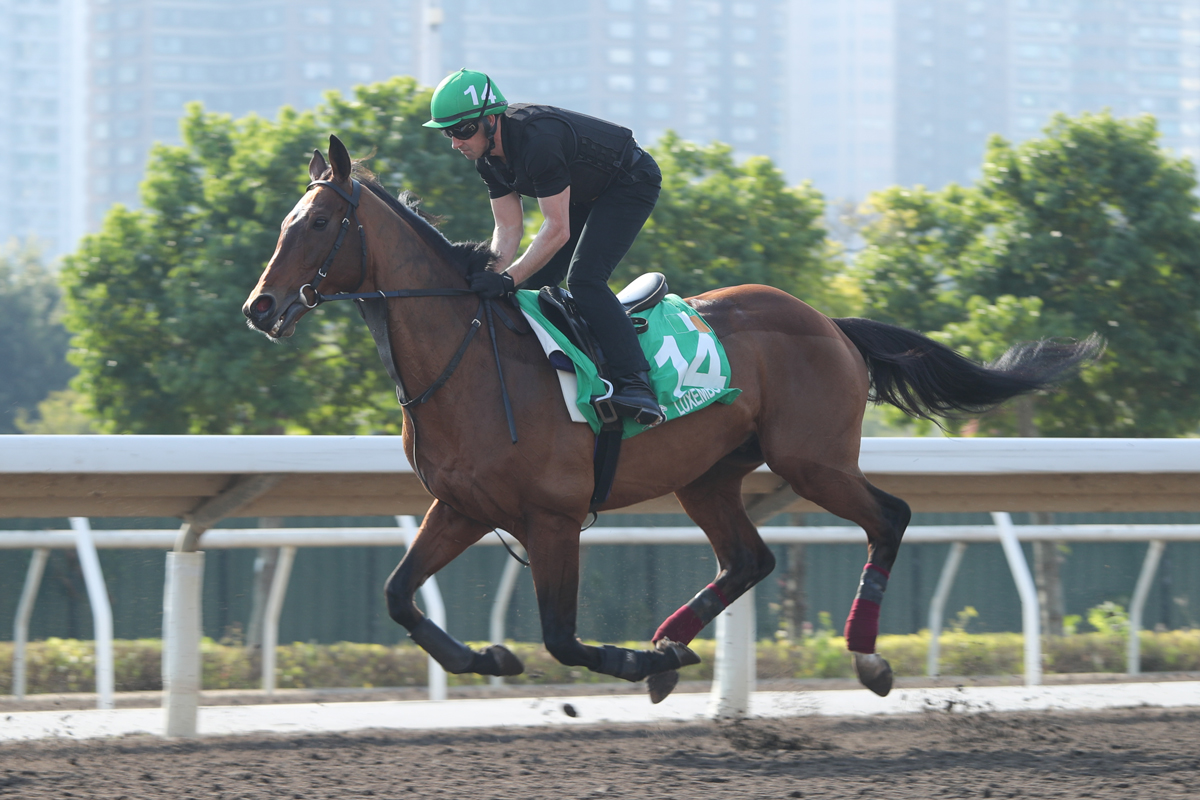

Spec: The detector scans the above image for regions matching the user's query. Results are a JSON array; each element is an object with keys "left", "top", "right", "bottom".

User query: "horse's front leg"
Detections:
[
  {"left": 385, "top": 500, "right": 523, "bottom": 677},
  {"left": 526, "top": 512, "right": 700, "bottom": 690}
]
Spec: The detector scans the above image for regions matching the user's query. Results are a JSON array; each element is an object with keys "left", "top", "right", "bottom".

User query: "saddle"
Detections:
[
  {"left": 535, "top": 272, "right": 668, "bottom": 515},
  {"left": 536, "top": 271, "right": 669, "bottom": 422}
]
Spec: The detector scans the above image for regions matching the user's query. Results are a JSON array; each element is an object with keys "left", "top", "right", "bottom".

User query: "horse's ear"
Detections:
[
  {"left": 309, "top": 149, "right": 328, "bottom": 182},
  {"left": 329, "top": 135, "right": 352, "bottom": 183}
]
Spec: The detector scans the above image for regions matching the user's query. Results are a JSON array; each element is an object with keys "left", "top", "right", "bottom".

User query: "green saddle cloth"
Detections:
[{"left": 515, "top": 291, "right": 742, "bottom": 438}]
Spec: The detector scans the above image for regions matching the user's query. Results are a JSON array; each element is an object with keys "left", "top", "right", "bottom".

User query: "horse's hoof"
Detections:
[
  {"left": 853, "top": 652, "right": 892, "bottom": 697},
  {"left": 484, "top": 643, "right": 524, "bottom": 676},
  {"left": 656, "top": 638, "right": 701, "bottom": 669},
  {"left": 647, "top": 669, "right": 679, "bottom": 704}
]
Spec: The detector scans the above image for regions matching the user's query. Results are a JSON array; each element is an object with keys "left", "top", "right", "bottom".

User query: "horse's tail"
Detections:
[{"left": 832, "top": 317, "right": 1104, "bottom": 421}]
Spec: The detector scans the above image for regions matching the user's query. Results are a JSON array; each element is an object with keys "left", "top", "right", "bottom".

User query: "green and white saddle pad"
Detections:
[{"left": 515, "top": 291, "right": 742, "bottom": 438}]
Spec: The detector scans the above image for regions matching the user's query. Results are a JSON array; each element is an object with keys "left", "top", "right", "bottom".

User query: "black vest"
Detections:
[{"left": 492, "top": 104, "right": 638, "bottom": 203}]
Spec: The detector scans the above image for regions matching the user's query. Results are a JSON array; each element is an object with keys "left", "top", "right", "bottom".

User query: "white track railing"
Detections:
[
  {"left": 926, "top": 541, "right": 967, "bottom": 677},
  {"left": 67, "top": 518, "right": 115, "bottom": 710},
  {"left": 993, "top": 512, "right": 1042, "bottom": 685},
  {"left": 260, "top": 546, "right": 296, "bottom": 696},
  {"left": 6, "top": 519, "right": 1192, "bottom": 719},
  {"left": 4, "top": 436, "right": 1198, "bottom": 737},
  {"left": 398, "top": 515, "right": 449, "bottom": 702},
  {"left": 11, "top": 548, "right": 48, "bottom": 700},
  {"left": 1128, "top": 540, "right": 1167, "bottom": 677},
  {"left": 162, "top": 549, "right": 204, "bottom": 736}
]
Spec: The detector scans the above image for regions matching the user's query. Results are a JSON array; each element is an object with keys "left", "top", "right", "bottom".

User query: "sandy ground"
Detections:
[{"left": 3, "top": 706, "right": 1199, "bottom": 799}]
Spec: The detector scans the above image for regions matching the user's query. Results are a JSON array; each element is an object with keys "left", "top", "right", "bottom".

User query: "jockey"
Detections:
[{"left": 424, "top": 68, "right": 665, "bottom": 427}]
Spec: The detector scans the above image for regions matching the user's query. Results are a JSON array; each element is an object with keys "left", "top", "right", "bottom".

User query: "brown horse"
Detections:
[{"left": 244, "top": 136, "right": 1100, "bottom": 702}]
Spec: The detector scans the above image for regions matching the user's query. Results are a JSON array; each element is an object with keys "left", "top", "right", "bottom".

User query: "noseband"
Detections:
[{"left": 298, "top": 178, "right": 367, "bottom": 308}]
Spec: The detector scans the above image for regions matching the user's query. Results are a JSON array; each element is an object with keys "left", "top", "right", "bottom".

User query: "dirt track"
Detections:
[{"left": 3, "top": 707, "right": 1199, "bottom": 799}]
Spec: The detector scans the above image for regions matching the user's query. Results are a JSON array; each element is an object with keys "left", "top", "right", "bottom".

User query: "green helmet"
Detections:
[{"left": 423, "top": 69, "right": 508, "bottom": 128}]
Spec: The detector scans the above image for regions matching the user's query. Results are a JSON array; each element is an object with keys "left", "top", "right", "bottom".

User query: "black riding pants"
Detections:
[{"left": 522, "top": 152, "right": 662, "bottom": 378}]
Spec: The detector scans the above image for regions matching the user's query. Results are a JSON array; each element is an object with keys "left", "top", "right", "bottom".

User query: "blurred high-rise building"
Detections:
[
  {"left": 787, "top": 0, "right": 1200, "bottom": 204},
  {"left": 82, "top": 0, "right": 790, "bottom": 240},
  {"left": 74, "top": 0, "right": 1200, "bottom": 249},
  {"left": 440, "top": 0, "right": 788, "bottom": 164},
  {"left": 87, "top": 0, "right": 424, "bottom": 229},
  {"left": 783, "top": 0, "right": 897, "bottom": 204},
  {"left": 893, "top": 0, "right": 1011, "bottom": 190},
  {"left": 0, "top": 0, "right": 87, "bottom": 259}
]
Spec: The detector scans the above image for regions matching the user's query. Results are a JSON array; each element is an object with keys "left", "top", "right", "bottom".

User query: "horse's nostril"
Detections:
[{"left": 253, "top": 296, "right": 273, "bottom": 315}]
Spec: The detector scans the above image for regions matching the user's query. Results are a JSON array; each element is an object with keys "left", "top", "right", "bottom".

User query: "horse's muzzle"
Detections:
[
  {"left": 243, "top": 291, "right": 304, "bottom": 338},
  {"left": 244, "top": 293, "right": 273, "bottom": 321},
  {"left": 243, "top": 292, "right": 277, "bottom": 330}
]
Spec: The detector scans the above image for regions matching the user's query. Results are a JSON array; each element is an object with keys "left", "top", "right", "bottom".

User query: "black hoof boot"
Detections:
[
  {"left": 610, "top": 370, "right": 664, "bottom": 427},
  {"left": 853, "top": 652, "right": 893, "bottom": 697},
  {"left": 472, "top": 644, "right": 525, "bottom": 676}
]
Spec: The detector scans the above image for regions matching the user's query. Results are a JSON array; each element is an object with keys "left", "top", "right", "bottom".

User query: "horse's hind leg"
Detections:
[
  {"left": 384, "top": 499, "right": 524, "bottom": 677},
  {"left": 647, "top": 457, "right": 777, "bottom": 702},
  {"left": 767, "top": 454, "right": 911, "bottom": 696},
  {"left": 523, "top": 510, "right": 700, "bottom": 694}
]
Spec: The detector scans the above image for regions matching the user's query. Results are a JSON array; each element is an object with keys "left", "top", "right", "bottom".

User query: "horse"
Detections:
[{"left": 243, "top": 135, "right": 1101, "bottom": 702}]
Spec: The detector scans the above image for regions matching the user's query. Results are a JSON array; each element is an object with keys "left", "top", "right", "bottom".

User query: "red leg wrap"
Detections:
[
  {"left": 653, "top": 584, "right": 728, "bottom": 645},
  {"left": 654, "top": 606, "right": 705, "bottom": 645},
  {"left": 844, "top": 598, "right": 881, "bottom": 654}
]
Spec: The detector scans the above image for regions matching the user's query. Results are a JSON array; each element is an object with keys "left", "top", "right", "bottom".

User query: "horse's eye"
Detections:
[{"left": 314, "top": 217, "right": 328, "bottom": 230}]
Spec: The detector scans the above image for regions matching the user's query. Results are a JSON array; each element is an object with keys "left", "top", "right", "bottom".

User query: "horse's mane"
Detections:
[{"left": 327, "top": 163, "right": 496, "bottom": 277}]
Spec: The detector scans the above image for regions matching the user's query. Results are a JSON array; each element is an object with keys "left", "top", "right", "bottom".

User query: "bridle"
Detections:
[
  {"left": 292, "top": 177, "right": 519, "bottom": 443},
  {"left": 298, "top": 178, "right": 367, "bottom": 308}
]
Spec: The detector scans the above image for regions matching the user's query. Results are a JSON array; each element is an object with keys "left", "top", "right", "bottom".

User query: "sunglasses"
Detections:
[{"left": 441, "top": 120, "right": 481, "bottom": 140}]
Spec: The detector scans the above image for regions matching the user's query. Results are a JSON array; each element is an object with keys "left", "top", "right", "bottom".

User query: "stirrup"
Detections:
[
  {"left": 612, "top": 397, "right": 663, "bottom": 427},
  {"left": 592, "top": 379, "right": 619, "bottom": 425}
]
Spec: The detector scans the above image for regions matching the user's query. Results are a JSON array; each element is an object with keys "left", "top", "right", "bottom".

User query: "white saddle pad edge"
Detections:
[{"left": 520, "top": 308, "right": 589, "bottom": 424}]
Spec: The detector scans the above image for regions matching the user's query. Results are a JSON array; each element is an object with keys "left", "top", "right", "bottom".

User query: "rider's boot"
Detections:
[{"left": 610, "top": 370, "right": 664, "bottom": 426}]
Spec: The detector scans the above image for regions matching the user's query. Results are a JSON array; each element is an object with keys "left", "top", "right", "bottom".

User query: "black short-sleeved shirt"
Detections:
[{"left": 475, "top": 104, "right": 635, "bottom": 205}]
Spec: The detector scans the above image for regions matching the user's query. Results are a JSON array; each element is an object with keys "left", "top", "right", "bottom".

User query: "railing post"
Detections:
[
  {"left": 1128, "top": 540, "right": 1166, "bottom": 676},
  {"left": 13, "top": 548, "right": 50, "bottom": 699},
  {"left": 927, "top": 541, "right": 967, "bottom": 677},
  {"left": 70, "top": 518, "right": 114, "bottom": 709},
  {"left": 992, "top": 512, "right": 1041, "bottom": 686},
  {"left": 262, "top": 545, "right": 297, "bottom": 694},
  {"left": 163, "top": 550, "right": 205, "bottom": 737},
  {"left": 399, "top": 515, "right": 447, "bottom": 701},
  {"left": 709, "top": 587, "right": 755, "bottom": 719},
  {"left": 162, "top": 475, "right": 279, "bottom": 737},
  {"left": 488, "top": 542, "right": 524, "bottom": 687}
]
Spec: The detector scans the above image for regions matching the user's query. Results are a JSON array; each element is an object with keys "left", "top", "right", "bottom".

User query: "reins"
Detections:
[{"left": 300, "top": 178, "right": 519, "bottom": 443}]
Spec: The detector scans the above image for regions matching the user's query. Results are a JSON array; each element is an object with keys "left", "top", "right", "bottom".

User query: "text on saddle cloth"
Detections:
[{"left": 515, "top": 291, "right": 742, "bottom": 438}]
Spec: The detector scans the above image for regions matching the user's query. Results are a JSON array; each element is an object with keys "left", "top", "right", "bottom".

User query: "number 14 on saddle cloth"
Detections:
[{"left": 515, "top": 291, "right": 742, "bottom": 438}]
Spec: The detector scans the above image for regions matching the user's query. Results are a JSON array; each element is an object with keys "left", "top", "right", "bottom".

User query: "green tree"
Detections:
[
  {"left": 857, "top": 112, "right": 1200, "bottom": 436},
  {"left": 62, "top": 77, "right": 491, "bottom": 434},
  {"left": 0, "top": 244, "right": 74, "bottom": 433},
  {"left": 318, "top": 78, "right": 492, "bottom": 241},
  {"left": 15, "top": 390, "right": 97, "bottom": 434},
  {"left": 620, "top": 132, "right": 848, "bottom": 314},
  {"left": 854, "top": 183, "right": 997, "bottom": 333}
]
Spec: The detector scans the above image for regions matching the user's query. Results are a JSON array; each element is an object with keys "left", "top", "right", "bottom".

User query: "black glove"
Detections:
[{"left": 468, "top": 270, "right": 516, "bottom": 298}]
